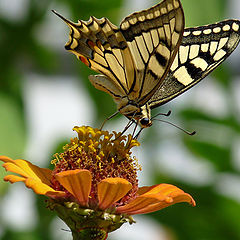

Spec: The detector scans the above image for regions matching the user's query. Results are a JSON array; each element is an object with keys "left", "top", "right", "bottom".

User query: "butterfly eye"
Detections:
[{"left": 140, "top": 118, "right": 152, "bottom": 127}]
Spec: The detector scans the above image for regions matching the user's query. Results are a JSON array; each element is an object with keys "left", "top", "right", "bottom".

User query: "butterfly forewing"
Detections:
[
  {"left": 59, "top": 14, "right": 136, "bottom": 99},
  {"left": 149, "top": 19, "right": 240, "bottom": 108},
  {"left": 120, "top": 0, "right": 184, "bottom": 104}
]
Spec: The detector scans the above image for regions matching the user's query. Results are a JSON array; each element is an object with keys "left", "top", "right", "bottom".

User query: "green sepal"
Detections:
[{"left": 47, "top": 200, "right": 135, "bottom": 240}]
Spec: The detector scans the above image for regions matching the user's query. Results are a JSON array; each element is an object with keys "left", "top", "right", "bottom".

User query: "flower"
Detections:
[{"left": 0, "top": 126, "right": 195, "bottom": 240}]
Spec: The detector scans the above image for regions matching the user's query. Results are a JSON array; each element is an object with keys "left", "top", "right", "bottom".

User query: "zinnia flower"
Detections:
[{"left": 0, "top": 126, "right": 195, "bottom": 240}]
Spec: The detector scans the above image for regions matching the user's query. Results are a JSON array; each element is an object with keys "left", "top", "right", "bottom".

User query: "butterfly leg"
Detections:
[
  {"left": 113, "top": 119, "right": 135, "bottom": 142},
  {"left": 132, "top": 120, "right": 140, "bottom": 138},
  {"left": 134, "top": 127, "right": 144, "bottom": 139},
  {"left": 113, "top": 110, "right": 138, "bottom": 141},
  {"left": 100, "top": 111, "right": 119, "bottom": 130},
  {"left": 122, "top": 119, "right": 135, "bottom": 136}
]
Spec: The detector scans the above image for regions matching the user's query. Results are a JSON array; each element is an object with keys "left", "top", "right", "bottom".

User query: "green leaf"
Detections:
[
  {"left": 59, "top": 0, "right": 124, "bottom": 24},
  {"left": 180, "top": 109, "right": 240, "bottom": 133},
  {"left": 183, "top": 138, "right": 233, "bottom": 171},
  {"left": 181, "top": 0, "right": 227, "bottom": 26},
  {"left": 0, "top": 93, "right": 26, "bottom": 158},
  {"left": 77, "top": 65, "right": 117, "bottom": 122},
  {"left": 0, "top": 166, "right": 8, "bottom": 196},
  {"left": 1, "top": 230, "right": 41, "bottom": 240}
]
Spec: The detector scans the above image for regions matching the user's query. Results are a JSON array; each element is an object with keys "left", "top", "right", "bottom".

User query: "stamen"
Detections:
[{"left": 51, "top": 126, "right": 141, "bottom": 206}]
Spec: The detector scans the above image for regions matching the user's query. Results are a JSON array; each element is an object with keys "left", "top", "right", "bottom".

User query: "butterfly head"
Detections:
[
  {"left": 118, "top": 99, "right": 152, "bottom": 128},
  {"left": 137, "top": 104, "right": 152, "bottom": 128},
  {"left": 139, "top": 117, "right": 152, "bottom": 128}
]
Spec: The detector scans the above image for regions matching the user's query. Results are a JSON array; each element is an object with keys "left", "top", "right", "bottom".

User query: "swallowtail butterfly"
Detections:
[{"left": 53, "top": 0, "right": 240, "bottom": 128}]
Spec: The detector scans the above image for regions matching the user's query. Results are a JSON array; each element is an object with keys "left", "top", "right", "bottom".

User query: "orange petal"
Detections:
[
  {"left": 24, "top": 178, "right": 66, "bottom": 198},
  {"left": 4, "top": 175, "right": 26, "bottom": 183},
  {"left": 98, "top": 178, "right": 132, "bottom": 210},
  {"left": 0, "top": 156, "right": 52, "bottom": 185},
  {"left": 0, "top": 156, "right": 65, "bottom": 198},
  {"left": 116, "top": 184, "right": 195, "bottom": 215},
  {"left": 55, "top": 169, "right": 92, "bottom": 206}
]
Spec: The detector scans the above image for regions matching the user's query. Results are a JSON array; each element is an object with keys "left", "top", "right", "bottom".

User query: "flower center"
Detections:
[{"left": 51, "top": 126, "right": 141, "bottom": 206}]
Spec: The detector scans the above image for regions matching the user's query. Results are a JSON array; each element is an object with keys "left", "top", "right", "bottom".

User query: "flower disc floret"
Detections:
[{"left": 51, "top": 126, "right": 141, "bottom": 206}]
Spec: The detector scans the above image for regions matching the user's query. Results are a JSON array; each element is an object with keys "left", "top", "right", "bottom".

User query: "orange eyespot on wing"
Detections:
[{"left": 79, "top": 55, "right": 90, "bottom": 67}]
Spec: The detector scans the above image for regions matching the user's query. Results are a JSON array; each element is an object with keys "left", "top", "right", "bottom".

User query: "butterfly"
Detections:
[{"left": 53, "top": 0, "right": 240, "bottom": 128}]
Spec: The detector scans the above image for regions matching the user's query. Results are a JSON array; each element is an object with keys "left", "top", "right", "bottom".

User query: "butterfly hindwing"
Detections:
[
  {"left": 149, "top": 19, "right": 240, "bottom": 108},
  {"left": 120, "top": 0, "right": 185, "bottom": 104}
]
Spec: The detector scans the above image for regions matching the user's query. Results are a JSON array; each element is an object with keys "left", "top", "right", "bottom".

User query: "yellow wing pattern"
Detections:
[
  {"left": 149, "top": 20, "right": 240, "bottom": 108},
  {"left": 53, "top": 11, "right": 136, "bottom": 100},
  {"left": 120, "top": 0, "right": 184, "bottom": 105},
  {"left": 53, "top": 0, "right": 184, "bottom": 107}
]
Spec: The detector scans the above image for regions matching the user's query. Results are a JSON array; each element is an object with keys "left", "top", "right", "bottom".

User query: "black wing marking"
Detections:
[
  {"left": 149, "top": 19, "right": 240, "bottom": 108},
  {"left": 120, "top": 0, "right": 184, "bottom": 105},
  {"left": 52, "top": 10, "right": 136, "bottom": 99}
]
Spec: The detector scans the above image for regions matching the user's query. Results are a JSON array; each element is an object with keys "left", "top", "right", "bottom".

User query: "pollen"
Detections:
[{"left": 51, "top": 126, "right": 141, "bottom": 206}]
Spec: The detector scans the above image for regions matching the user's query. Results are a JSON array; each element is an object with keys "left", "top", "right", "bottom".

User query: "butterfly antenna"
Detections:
[
  {"left": 100, "top": 111, "right": 119, "bottom": 130},
  {"left": 151, "top": 110, "right": 172, "bottom": 120},
  {"left": 153, "top": 119, "right": 196, "bottom": 136}
]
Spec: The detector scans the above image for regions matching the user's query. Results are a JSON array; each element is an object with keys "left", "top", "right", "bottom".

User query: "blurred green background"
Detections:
[{"left": 1, "top": 0, "right": 240, "bottom": 239}]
